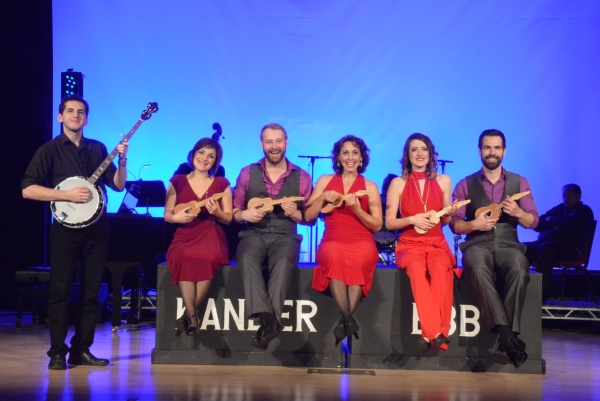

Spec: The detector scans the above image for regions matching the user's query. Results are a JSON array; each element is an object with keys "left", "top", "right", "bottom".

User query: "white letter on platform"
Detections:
[
  {"left": 460, "top": 305, "right": 480, "bottom": 337},
  {"left": 200, "top": 298, "right": 221, "bottom": 330},
  {"left": 296, "top": 300, "right": 317, "bottom": 332},
  {"left": 412, "top": 303, "right": 422, "bottom": 334},
  {"left": 223, "top": 298, "right": 244, "bottom": 331},
  {"left": 282, "top": 300, "right": 293, "bottom": 332}
]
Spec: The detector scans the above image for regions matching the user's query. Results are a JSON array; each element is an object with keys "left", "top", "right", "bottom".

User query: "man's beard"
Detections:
[
  {"left": 264, "top": 148, "right": 286, "bottom": 164},
  {"left": 482, "top": 155, "right": 502, "bottom": 170}
]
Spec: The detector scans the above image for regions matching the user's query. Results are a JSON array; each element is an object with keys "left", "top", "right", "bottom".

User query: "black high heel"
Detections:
[
  {"left": 417, "top": 337, "right": 431, "bottom": 352},
  {"left": 185, "top": 316, "right": 199, "bottom": 336},
  {"left": 333, "top": 319, "right": 346, "bottom": 346},
  {"left": 433, "top": 333, "right": 450, "bottom": 348},
  {"left": 344, "top": 315, "right": 359, "bottom": 339}
]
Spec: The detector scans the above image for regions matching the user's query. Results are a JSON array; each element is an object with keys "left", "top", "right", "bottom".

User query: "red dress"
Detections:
[
  {"left": 312, "top": 174, "right": 379, "bottom": 297},
  {"left": 166, "top": 175, "right": 230, "bottom": 284},
  {"left": 395, "top": 171, "right": 461, "bottom": 347}
]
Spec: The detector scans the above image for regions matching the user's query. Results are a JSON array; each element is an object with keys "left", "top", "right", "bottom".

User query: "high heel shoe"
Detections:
[
  {"left": 417, "top": 337, "right": 431, "bottom": 352},
  {"left": 174, "top": 310, "right": 188, "bottom": 333},
  {"left": 185, "top": 315, "right": 199, "bottom": 336},
  {"left": 344, "top": 315, "right": 359, "bottom": 339},
  {"left": 333, "top": 319, "right": 346, "bottom": 346},
  {"left": 433, "top": 333, "right": 450, "bottom": 348}
]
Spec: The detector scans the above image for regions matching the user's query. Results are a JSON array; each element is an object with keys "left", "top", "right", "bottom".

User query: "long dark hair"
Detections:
[
  {"left": 187, "top": 138, "right": 223, "bottom": 177},
  {"left": 400, "top": 133, "right": 438, "bottom": 179},
  {"left": 331, "top": 135, "right": 370, "bottom": 174}
]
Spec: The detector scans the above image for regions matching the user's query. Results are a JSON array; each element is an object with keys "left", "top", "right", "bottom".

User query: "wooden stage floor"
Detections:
[{"left": 2, "top": 313, "right": 600, "bottom": 401}]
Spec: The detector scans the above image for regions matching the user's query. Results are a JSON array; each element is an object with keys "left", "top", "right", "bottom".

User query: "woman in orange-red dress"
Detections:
[
  {"left": 305, "top": 135, "right": 382, "bottom": 345},
  {"left": 386, "top": 133, "right": 461, "bottom": 351},
  {"left": 164, "top": 138, "right": 233, "bottom": 336}
]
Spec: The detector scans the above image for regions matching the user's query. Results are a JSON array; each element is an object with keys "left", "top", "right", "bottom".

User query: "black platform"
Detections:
[{"left": 152, "top": 263, "right": 544, "bottom": 374}]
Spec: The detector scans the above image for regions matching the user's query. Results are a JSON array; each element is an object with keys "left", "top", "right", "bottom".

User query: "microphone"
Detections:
[{"left": 138, "top": 164, "right": 150, "bottom": 180}]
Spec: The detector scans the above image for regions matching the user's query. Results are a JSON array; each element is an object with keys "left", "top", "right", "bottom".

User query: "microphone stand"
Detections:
[
  {"left": 298, "top": 155, "right": 330, "bottom": 263},
  {"left": 437, "top": 159, "right": 453, "bottom": 174}
]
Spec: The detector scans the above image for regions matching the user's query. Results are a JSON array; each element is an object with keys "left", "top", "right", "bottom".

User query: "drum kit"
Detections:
[{"left": 374, "top": 223, "right": 397, "bottom": 265}]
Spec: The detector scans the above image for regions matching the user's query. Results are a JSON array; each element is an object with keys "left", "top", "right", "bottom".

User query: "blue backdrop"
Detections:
[{"left": 52, "top": 1, "right": 600, "bottom": 266}]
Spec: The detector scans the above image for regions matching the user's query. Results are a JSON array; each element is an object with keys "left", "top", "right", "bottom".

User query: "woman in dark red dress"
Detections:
[
  {"left": 305, "top": 135, "right": 382, "bottom": 345},
  {"left": 164, "top": 138, "right": 232, "bottom": 335},
  {"left": 386, "top": 133, "right": 461, "bottom": 351}
]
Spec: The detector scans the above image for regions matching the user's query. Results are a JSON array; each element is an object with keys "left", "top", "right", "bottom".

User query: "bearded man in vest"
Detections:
[
  {"left": 232, "top": 123, "right": 313, "bottom": 350},
  {"left": 450, "top": 129, "right": 539, "bottom": 368}
]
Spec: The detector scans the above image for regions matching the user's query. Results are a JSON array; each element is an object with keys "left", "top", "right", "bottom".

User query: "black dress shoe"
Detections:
[
  {"left": 250, "top": 327, "right": 266, "bottom": 350},
  {"left": 68, "top": 350, "right": 109, "bottom": 366},
  {"left": 344, "top": 315, "right": 359, "bottom": 339},
  {"left": 333, "top": 319, "right": 346, "bottom": 347},
  {"left": 494, "top": 337, "right": 527, "bottom": 368},
  {"left": 259, "top": 320, "right": 283, "bottom": 348},
  {"left": 48, "top": 355, "right": 67, "bottom": 370}
]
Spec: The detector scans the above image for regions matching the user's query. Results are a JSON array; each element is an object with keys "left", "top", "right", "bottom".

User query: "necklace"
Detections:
[
  {"left": 188, "top": 174, "right": 213, "bottom": 201},
  {"left": 411, "top": 174, "right": 429, "bottom": 213}
]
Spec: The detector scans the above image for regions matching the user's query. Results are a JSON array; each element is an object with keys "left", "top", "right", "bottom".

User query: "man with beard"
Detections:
[
  {"left": 232, "top": 123, "right": 312, "bottom": 350},
  {"left": 450, "top": 129, "right": 538, "bottom": 368}
]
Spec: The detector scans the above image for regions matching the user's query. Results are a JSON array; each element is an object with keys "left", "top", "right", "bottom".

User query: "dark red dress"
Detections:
[
  {"left": 395, "top": 171, "right": 461, "bottom": 347},
  {"left": 166, "top": 175, "right": 230, "bottom": 284},
  {"left": 312, "top": 174, "right": 379, "bottom": 297}
]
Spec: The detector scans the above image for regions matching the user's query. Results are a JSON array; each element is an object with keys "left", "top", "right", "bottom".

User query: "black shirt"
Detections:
[
  {"left": 535, "top": 201, "right": 595, "bottom": 248},
  {"left": 21, "top": 133, "right": 120, "bottom": 195}
]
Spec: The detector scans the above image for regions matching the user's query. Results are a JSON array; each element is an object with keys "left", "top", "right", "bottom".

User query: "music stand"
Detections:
[{"left": 123, "top": 180, "right": 166, "bottom": 216}]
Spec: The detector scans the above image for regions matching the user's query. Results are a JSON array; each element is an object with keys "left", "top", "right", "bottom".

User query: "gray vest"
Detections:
[
  {"left": 460, "top": 170, "right": 524, "bottom": 251},
  {"left": 245, "top": 163, "right": 301, "bottom": 235}
]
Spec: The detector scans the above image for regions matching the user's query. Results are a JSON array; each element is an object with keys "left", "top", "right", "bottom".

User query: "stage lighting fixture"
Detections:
[{"left": 60, "top": 69, "right": 84, "bottom": 99}]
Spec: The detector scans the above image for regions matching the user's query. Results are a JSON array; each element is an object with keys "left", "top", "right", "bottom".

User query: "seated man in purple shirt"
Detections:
[
  {"left": 450, "top": 129, "right": 539, "bottom": 369},
  {"left": 232, "top": 123, "right": 313, "bottom": 350}
]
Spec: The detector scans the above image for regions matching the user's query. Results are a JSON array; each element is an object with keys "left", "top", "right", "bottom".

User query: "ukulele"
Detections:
[
  {"left": 414, "top": 199, "right": 471, "bottom": 234},
  {"left": 321, "top": 190, "right": 371, "bottom": 214},
  {"left": 474, "top": 191, "right": 531, "bottom": 219},
  {"left": 174, "top": 191, "right": 227, "bottom": 216},
  {"left": 247, "top": 196, "right": 305, "bottom": 213}
]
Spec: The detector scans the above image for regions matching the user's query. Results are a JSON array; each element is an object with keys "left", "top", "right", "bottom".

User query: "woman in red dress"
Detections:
[
  {"left": 164, "top": 138, "right": 233, "bottom": 335},
  {"left": 386, "top": 133, "right": 461, "bottom": 351},
  {"left": 305, "top": 135, "right": 382, "bottom": 345}
]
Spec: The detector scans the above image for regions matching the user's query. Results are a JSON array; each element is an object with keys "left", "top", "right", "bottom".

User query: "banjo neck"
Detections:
[{"left": 87, "top": 118, "right": 145, "bottom": 185}]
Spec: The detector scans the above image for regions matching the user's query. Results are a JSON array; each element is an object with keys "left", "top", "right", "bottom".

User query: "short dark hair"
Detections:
[
  {"left": 478, "top": 129, "right": 506, "bottom": 149},
  {"left": 563, "top": 183, "right": 582, "bottom": 196},
  {"left": 59, "top": 95, "right": 89, "bottom": 116},
  {"left": 331, "top": 135, "right": 370, "bottom": 174},
  {"left": 187, "top": 138, "right": 223, "bottom": 177},
  {"left": 260, "top": 123, "right": 288, "bottom": 141},
  {"left": 400, "top": 133, "right": 438, "bottom": 179}
]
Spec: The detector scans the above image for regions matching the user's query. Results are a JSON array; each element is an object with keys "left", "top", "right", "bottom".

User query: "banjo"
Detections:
[{"left": 51, "top": 102, "right": 159, "bottom": 228}]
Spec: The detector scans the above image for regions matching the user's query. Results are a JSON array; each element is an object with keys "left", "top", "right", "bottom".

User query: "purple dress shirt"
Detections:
[
  {"left": 233, "top": 158, "right": 313, "bottom": 210},
  {"left": 451, "top": 168, "right": 539, "bottom": 229}
]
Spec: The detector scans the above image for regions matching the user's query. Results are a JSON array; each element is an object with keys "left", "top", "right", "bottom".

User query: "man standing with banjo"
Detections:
[{"left": 22, "top": 95, "right": 134, "bottom": 370}]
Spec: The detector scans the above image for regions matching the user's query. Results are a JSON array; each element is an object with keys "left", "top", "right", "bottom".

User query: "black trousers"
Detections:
[
  {"left": 47, "top": 218, "right": 107, "bottom": 357},
  {"left": 462, "top": 239, "right": 530, "bottom": 334},
  {"left": 237, "top": 230, "right": 301, "bottom": 322},
  {"left": 524, "top": 240, "right": 580, "bottom": 301}
]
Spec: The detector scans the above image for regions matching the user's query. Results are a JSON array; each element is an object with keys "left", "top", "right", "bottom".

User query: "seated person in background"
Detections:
[{"left": 523, "top": 184, "right": 594, "bottom": 304}]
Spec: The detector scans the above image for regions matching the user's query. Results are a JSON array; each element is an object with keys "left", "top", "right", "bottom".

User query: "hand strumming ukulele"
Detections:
[
  {"left": 474, "top": 191, "right": 531, "bottom": 219},
  {"left": 173, "top": 192, "right": 227, "bottom": 216},
  {"left": 321, "top": 190, "right": 371, "bottom": 214},
  {"left": 414, "top": 199, "right": 471, "bottom": 234},
  {"left": 247, "top": 196, "right": 305, "bottom": 213}
]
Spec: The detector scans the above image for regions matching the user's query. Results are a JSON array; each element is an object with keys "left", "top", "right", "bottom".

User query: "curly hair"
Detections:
[
  {"left": 400, "top": 133, "right": 438, "bottom": 179},
  {"left": 331, "top": 135, "right": 370, "bottom": 174},
  {"left": 187, "top": 137, "right": 223, "bottom": 177}
]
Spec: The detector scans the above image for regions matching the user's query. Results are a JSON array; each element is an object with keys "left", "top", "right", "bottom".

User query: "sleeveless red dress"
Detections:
[
  {"left": 312, "top": 174, "right": 379, "bottom": 297},
  {"left": 166, "top": 175, "right": 230, "bottom": 284},
  {"left": 395, "top": 171, "right": 461, "bottom": 347}
]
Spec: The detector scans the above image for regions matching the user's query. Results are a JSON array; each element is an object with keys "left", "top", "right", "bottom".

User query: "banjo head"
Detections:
[{"left": 50, "top": 177, "right": 105, "bottom": 228}]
